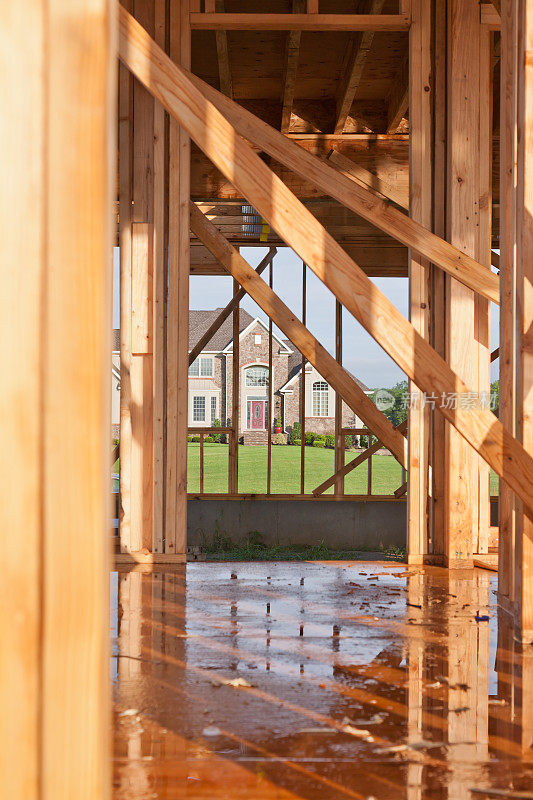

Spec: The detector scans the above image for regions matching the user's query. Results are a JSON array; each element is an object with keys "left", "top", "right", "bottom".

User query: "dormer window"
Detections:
[{"left": 188, "top": 356, "right": 213, "bottom": 377}]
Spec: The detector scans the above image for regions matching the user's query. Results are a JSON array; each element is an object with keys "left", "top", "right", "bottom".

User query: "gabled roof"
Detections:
[
  {"left": 279, "top": 341, "right": 371, "bottom": 394},
  {"left": 189, "top": 308, "right": 255, "bottom": 352},
  {"left": 223, "top": 317, "right": 292, "bottom": 354}
]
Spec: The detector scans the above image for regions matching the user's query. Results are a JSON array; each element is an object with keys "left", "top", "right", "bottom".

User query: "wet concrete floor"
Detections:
[{"left": 113, "top": 562, "right": 533, "bottom": 799}]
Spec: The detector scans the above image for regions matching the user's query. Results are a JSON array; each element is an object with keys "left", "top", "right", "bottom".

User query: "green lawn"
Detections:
[{"left": 187, "top": 442, "right": 404, "bottom": 495}]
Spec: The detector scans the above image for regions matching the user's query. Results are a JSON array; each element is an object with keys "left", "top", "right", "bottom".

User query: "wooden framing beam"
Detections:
[
  {"left": 213, "top": 0, "right": 232, "bottom": 97},
  {"left": 1, "top": 0, "right": 113, "bottom": 795},
  {"left": 386, "top": 52, "right": 409, "bottom": 133},
  {"left": 118, "top": 6, "right": 533, "bottom": 513},
  {"left": 407, "top": 0, "right": 431, "bottom": 563},
  {"left": 180, "top": 58, "right": 500, "bottom": 303},
  {"left": 326, "top": 148, "right": 408, "bottom": 209},
  {"left": 281, "top": 0, "right": 305, "bottom": 133},
  {"left": 313, "top": 420, "right": 407, "bottom": 496},
  {"left": 481, "top": 4, "right": 501, "bottom": 30},
  {"left": 499, "top": 0, "right": 518, "bottom": 605},
  {"left": 165, "top": 0, "right": 190, "bottom": 555},
  {"left": 189, "top": 13, "right": 411, "bottom": 31},
  {"left": 188, "top": 247, "right": 276, "bottom": 365},
  {"left": 190, "top": 202, "right": 408, "bottom": 466},
  {"left": 334, "top": 0, "right": 386, "bottom": 134}
]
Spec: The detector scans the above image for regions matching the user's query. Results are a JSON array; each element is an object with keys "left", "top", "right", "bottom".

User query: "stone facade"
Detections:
[{"left": 186, "top": 313, "right": 371, "bottom": 444}]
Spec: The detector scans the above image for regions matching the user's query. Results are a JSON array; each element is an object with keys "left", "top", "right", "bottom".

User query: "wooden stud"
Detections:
[
  {"left": 166, "top": 0, "right": 190, "bottom": 554},
  {"left": 267, "top": 260, "right": 273, "bottom": 494},
  {"left": 230, "top": 279, "right": 240, "bottom": 493},
  {"left": 190, "top": 203, "right": 408, "bottom": 466},
  {"left": 281, "top": 0, "right": 305, "bottom": 133},
  {"left": 153, "top": 0, "right": 166, "bottom": 554},
  {"left": 119, "top": 7, "right": 533, "bottom": 512},
  {"left": 498, "top": 0, "right": 518, "bottom": 604},
  {"left": 386, "top": 53, "right": 409, "bottom": 133},
  {"left": 300, "top": 262, "right": 307, "bottom": 495},
  {"left": 119, "top": 36, "right": 133, "bottom": 552},
  {"left": 334, "top": 0, "right": 386, "bottom": 135},
  {"left": 444, "top": 0, "right": 486, "bottom": 566},
  {"left": 407, "top": 0, "right": 431, "bottom": 564},
  {"left": 334, "top": 301, "right": 344, "bottom": 496},
  {"left": 188, "top": 246, "right": 276, "bottom": 365},
  {"left": 214, "top": 0, "right": 232, "bottom": 98},
  {"left": 514, "top": 0, "right": 533, "bottom": 642},
  {"left": 430, "top": 0, "right": 447, "bottom": 557},
  {"left": 1, "top": 0, "right": 114, "bottom": 794}
]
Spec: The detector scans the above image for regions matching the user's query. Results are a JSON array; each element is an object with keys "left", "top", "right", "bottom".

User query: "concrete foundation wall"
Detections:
[{"left": 187, "top": 498, "right": 407, "bottom": 550}]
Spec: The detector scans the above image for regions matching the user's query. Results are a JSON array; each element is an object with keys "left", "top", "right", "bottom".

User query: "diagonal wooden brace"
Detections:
[
  {"left": 313, "top": 419, "right": 407, "bottom": 496},
  {"left": 188, "top": 246, "right": 276, "bottom": 366},
  {"left": 190, "top": 202, "right": 408, "bottom": 467}
]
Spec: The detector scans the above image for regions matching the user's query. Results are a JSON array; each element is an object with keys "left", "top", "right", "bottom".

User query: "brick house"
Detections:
[{"left": 188, "top": 309, "right": 371, "bottom": 444}]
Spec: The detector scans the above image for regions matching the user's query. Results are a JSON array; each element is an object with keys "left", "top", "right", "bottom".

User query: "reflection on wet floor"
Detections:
[{"left": 112, "top": 562, "right": 533, "bottom": 799}]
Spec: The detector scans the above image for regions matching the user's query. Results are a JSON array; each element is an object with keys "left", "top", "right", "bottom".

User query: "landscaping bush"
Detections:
[
  {"left": 212, "top": 418, "right": 221, "bottom": 443},
  {"left": 345, "top": 435, "right": 354, "bottom": 450},
  {"left": 304, "top": 431, "right": 316, "bottom": 445},
  {"left": 314, "top": 434, "right": 326, "bottom": 443},
  {"left": 191, "top": 435, "right": 201, "bottom": 443},
  {"left": 289, "top": 421, "right": 301, "bottom": 444},
  {"left": 204, "top": 435, "right": 214, "bottom": 443},
  {"left": 273, "top": 433, "right": 286, "bottom": 445},
  {"left": 187, "top": 435, "right": 193, "bottom": 442},
  {"left": 324, "top": 434, "right": 335, "bottom": 449},
  {"left": 312, "top": 439, "right": 325, "bottom": 448},
  {"left": 292, "top": 438, "right": 301, "bottom": 446}
]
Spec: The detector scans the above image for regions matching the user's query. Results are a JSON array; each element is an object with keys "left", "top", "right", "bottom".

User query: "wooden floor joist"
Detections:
[
  {"left": 189, "top": 13, "right": 411, "bottom": 31},
  {"left": 118, "top": 4, "right": 533, "bottom": 513},
  {"left": 190, "top": 202, "right": 408, "bottom": 467}
]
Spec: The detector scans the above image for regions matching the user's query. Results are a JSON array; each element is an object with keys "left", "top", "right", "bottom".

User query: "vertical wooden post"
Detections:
[
  {"left": 267, "top": 262, "right": 273, "bottom": 493},
  {"left": 514, "top": 0, "right": 533, "bottom": 642},
  {"left": 407, "top": 0, "right": 431, "bottom": 563},
  {"left": 430, "top": 0, "right": 447, "bottom": 556},
  {"left": 229, "top": 279, "right": 240, "bottom": 493},
  {"left": 119, "top": 6, "right": 133, "bottom": 552},
  {"left": 444, "top": 0, "right": 486, "bottom": 566},
  {"left": 1, "top": 0, "right": 113, "bottom": 795},
  {"left": 334, "top": 301, "right": 344, "bottom": 496},
  {"left": 498, "top": 0, "right": 518, "bottom": 608},
  {"left": 166, "top": 0, "right": 190, "bottom": 554},
  {"left": 300, "top": 262, "right": 307, "bottom": 495}
]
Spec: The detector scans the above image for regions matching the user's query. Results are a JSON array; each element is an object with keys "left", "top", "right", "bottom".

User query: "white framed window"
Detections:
[
  {"left": 210, "top": 396, "right": 217, "bottom": 424},
  {"left": 245, "top": 365, "right": 269, "bottom": 387},
  {"left": 254, "top": 334, "right": 261, "bottom": 345},
  {"left": 312, "top": 381, "right": 329, "bottom": 416},
  {"left": 188, "top": 356, "right": 213, "bottom": 377},
  {"left": 193, "top": 395, "right": 206, "bottom": 422}
]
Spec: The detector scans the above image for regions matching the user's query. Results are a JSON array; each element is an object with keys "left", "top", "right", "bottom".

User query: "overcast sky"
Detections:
[{"left": 113, "top": 245, "right": 500, "bottom": 389}]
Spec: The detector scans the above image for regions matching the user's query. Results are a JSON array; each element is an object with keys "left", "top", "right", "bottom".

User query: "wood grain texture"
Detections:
[
  {"left": 41, "top": 0, "right": 114, "bottom": 796},
  {"left": 118, "top": 5, "right": 533, "bottom": 512},
  {"left": 190, "top": 202, "right": 408, "bottom": 466},
  {"left": 180, "top": 54, "right": 500, "bottom": 303},
  {"left": 189, "top": 13, "right": 411, "bottom": 30}
]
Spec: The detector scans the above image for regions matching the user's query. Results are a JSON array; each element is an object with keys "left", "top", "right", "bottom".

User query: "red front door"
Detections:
[{"left": 249, "top": 400, "right": 264, "bottom": 429}]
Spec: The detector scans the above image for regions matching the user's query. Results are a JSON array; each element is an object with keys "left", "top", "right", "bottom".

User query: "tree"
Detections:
[{"left": 372, "top": 380, "right": 408, "bottom": 426}]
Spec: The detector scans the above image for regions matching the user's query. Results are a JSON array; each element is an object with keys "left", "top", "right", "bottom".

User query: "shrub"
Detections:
[
  {"left": 273, "top": 433, "right": 286, "bottom": 445},
  {"left": 191, "top": 435, "right": 201, "bottom": 443},
  {"left": 314, "top": 434, "right": 326, "bottom": 443},
  {"left": 212, "top": 418, "right": 221, "bottom": 443},
  {"left": 275, "top": 416, "right": 283, "bottom": 429},
  {"left": 204, "top": 435, "right": 214, "bottom": 443},
  {"left": 187, "top": 435, "right": 193, "bottom": 442},
  {"left": 345, "top": 435, "right": 354, "bottom": 450},
  {"left": 312, "top": 440, "right": 325, "bottom": 448},
  {"left": 324, "top": 434, "right": 335, "bottom": 449},
  {"left": 289, "top": 421, "right": 301, "bottom": 444},
  {"left": 304, "top": 431, "right": 316, "bottom": 445},
  {"left": 292, "top": 438, "right": 301, "bottom": 446}
]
